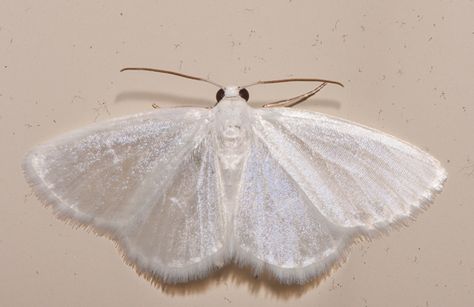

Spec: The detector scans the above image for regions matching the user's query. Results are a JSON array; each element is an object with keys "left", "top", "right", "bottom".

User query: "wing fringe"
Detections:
[{"left": 231, "top": 162, "right": 447, "bottom": 285}]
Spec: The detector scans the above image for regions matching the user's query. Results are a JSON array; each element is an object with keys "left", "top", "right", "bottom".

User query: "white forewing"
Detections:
[
  {"left": 23, "top": 108, "right": 225, "bottom": 282},
  {"left": 252, "top": 108, "right": 446, "bottom": 233}
]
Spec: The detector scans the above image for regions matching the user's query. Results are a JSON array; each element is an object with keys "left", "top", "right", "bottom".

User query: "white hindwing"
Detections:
[
  {"left": 234, "top": 131, "right": 351, "bottom": 284},
  {"left": 23, "top": 108, "right": 224, "bottom": 282}
]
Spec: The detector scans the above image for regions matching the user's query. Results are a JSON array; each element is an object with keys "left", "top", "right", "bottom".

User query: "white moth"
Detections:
[{"left": 23, "top": 68, "right": 447, "bottom": 285}]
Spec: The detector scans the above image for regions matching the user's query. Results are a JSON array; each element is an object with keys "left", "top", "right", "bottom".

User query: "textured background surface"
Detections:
[{"left": 1, "top": 1, "right": 473, "bottom": 306}]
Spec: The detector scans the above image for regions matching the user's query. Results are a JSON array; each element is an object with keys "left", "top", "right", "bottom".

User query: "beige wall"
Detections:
[{"left": 1, "top": 1, "right": 473, "bottom": 306}]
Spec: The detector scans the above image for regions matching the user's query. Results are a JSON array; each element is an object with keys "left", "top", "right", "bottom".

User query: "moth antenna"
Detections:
[
  {"left": 120, "top": 67, "right": 224, "bottom": 88},
  {"left": 263, "top": 82, "right": 328, "bottom": 108},
  {"left": 240, "top": 76, "right": 342, "bottom": 108},
  {"left": 242, "top": 77, "right": 344, "bottom": 88}
]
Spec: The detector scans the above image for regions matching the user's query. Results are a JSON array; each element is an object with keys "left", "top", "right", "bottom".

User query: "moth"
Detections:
[{"left": 23, "top": 68, "right": 447, "bottom": 285}]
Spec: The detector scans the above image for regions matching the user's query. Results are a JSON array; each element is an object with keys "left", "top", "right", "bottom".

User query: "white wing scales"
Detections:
[
  {"left": 230, "top": 107, "right": 446, "bottom": 283},
  {"left": 121, "top": 130, "right": 225, "bottom": 281},
  {"left": 234, "top": 133, "right": 351, "bottom": 283},
  {"left": 252, "top": 108, "right": 446, "bottom": 233},
  {"left": 23, "top": 103, "right": 447, "bottom": 285},
  {"left": 23, "top": 108, "right": 225, "bottom": 282}
]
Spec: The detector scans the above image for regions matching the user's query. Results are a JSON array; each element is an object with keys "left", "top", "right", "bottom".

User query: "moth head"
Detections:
[{"left": 216, "top": 86, "right": 250, "bottom": 103}]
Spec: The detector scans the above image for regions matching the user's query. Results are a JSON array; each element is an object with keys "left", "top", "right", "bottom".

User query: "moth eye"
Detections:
[
  {"left": 216, "top": 89, "right": 225, "bottom": 102},
  {"left": 239, "top": 88, "right": 249, "bottom": 101}
]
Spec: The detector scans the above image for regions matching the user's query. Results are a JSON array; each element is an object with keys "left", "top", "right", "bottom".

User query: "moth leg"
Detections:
[{"left": 262, "top": 82, "right": 327, "bottom": 108}]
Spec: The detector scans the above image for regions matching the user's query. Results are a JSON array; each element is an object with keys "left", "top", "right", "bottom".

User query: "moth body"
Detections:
[
  {"left": 23, "top": 78, "right": 446, "bottom": 285},
  {"left": 213, "top": 92, "right": 252, "bottom": 238}
]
